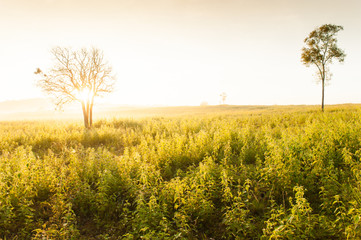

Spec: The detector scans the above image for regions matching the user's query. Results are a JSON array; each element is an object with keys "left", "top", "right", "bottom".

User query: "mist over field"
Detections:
[{"left": 1, "top": 98, "right": 357, "bottom": 121}]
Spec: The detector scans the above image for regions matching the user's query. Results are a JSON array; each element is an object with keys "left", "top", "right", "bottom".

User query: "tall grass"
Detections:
[{"left": 1, "top": 105, "right": 361, "bottom": 239}]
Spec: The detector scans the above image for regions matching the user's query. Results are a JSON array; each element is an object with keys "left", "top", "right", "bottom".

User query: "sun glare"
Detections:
[{"left": 76, "top": 88, "right": 92, "bottom": 103}]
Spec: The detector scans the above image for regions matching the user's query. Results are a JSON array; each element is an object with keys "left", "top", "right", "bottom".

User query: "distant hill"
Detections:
[
  {"left": 0, "top": 98, "right": 53, "bottom": 113},
  {"left": 0, "top": 98, "right": 149, "bottom": 121},
  {"left": 0, "top": 98, "right": 76, "bottom": 121}
]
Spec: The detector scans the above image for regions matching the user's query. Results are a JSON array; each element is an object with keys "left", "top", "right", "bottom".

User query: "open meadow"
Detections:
[{"left": 1, "top": 105, "right": 361, "bottom": 239}]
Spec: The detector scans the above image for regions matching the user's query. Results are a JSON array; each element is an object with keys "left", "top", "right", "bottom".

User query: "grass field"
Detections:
[{"left": 1, "top": 104, "right": 361, "bottom": 239}]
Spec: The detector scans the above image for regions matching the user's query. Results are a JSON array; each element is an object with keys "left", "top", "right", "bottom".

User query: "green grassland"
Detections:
[{"left": 1, "top": 104, "right": 361, "bottom": 239}]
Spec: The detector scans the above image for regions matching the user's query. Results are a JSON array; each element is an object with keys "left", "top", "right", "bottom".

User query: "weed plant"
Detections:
[{"left": 1, "top": 106, "right": 361, "bottom": 239}]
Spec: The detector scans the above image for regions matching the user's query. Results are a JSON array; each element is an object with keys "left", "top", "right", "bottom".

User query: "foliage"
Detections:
[
  {"left": 301, "top": 24, "right": 346, "bottom": 111},
  {"left": 1, "top": 105, "right": 361, "bottom": 239}
]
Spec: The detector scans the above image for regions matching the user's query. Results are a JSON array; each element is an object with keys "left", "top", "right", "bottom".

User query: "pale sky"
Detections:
[{"left": 1, "top": 0, "right": 361, "bottom": 106}]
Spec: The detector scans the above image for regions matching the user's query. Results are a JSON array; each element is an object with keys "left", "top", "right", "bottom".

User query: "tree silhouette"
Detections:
[
  {"left": 301, "top": 24, "right": 345, "bottom": 111},
  {"left": 36, "top": 47, "right": 115, "bottom": 128},
  {"left": 220, "top": 92, "right": 227, "bottom": 105}
]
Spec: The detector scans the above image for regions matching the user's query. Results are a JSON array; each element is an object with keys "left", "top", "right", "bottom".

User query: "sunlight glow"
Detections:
[
  {"left": 1, "top": 0, "right": 361, "bottom": 106},
  {"left": 75, "top": 88, "right": 92, "bottom": 103}
]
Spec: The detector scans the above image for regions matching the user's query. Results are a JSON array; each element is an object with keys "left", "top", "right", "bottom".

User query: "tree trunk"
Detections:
[
  {"left": 321, "top": 64, "right": 325, "bottom": 112},
  {"left": 86, "top": 100, "right": 91, "bottom": 128},
  {"left": 81, "top": 101, "right": 89, "bottom": 128},
  {"left": 89, "top": 97, "right": 94, "bottom": 128},
  {"left": 321, "top": 79, "right": 325, "bottom": 112}
]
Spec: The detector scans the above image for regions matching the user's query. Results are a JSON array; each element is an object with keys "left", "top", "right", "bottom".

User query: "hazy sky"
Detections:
[{"left": 1, "top": 0, "right": 361, "bottom": 106}]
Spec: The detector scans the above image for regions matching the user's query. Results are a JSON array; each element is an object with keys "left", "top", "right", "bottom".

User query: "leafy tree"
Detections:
[
  {"left": 301, "top": 24, "right": 345, "bottom": 111},
  {"left": 35, "top": 47, "right": 115, "bottom": 128}
]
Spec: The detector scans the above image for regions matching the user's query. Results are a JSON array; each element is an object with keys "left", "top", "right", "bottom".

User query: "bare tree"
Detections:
[
  {"left": 220, "top": 92, "right": 227, "bottom": 105},
  {"left": 35, "top": 47, "right": 115, "bottom": 128},
  {"left": 301, "top": 24, "right": 345, "bottom": 111}
]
